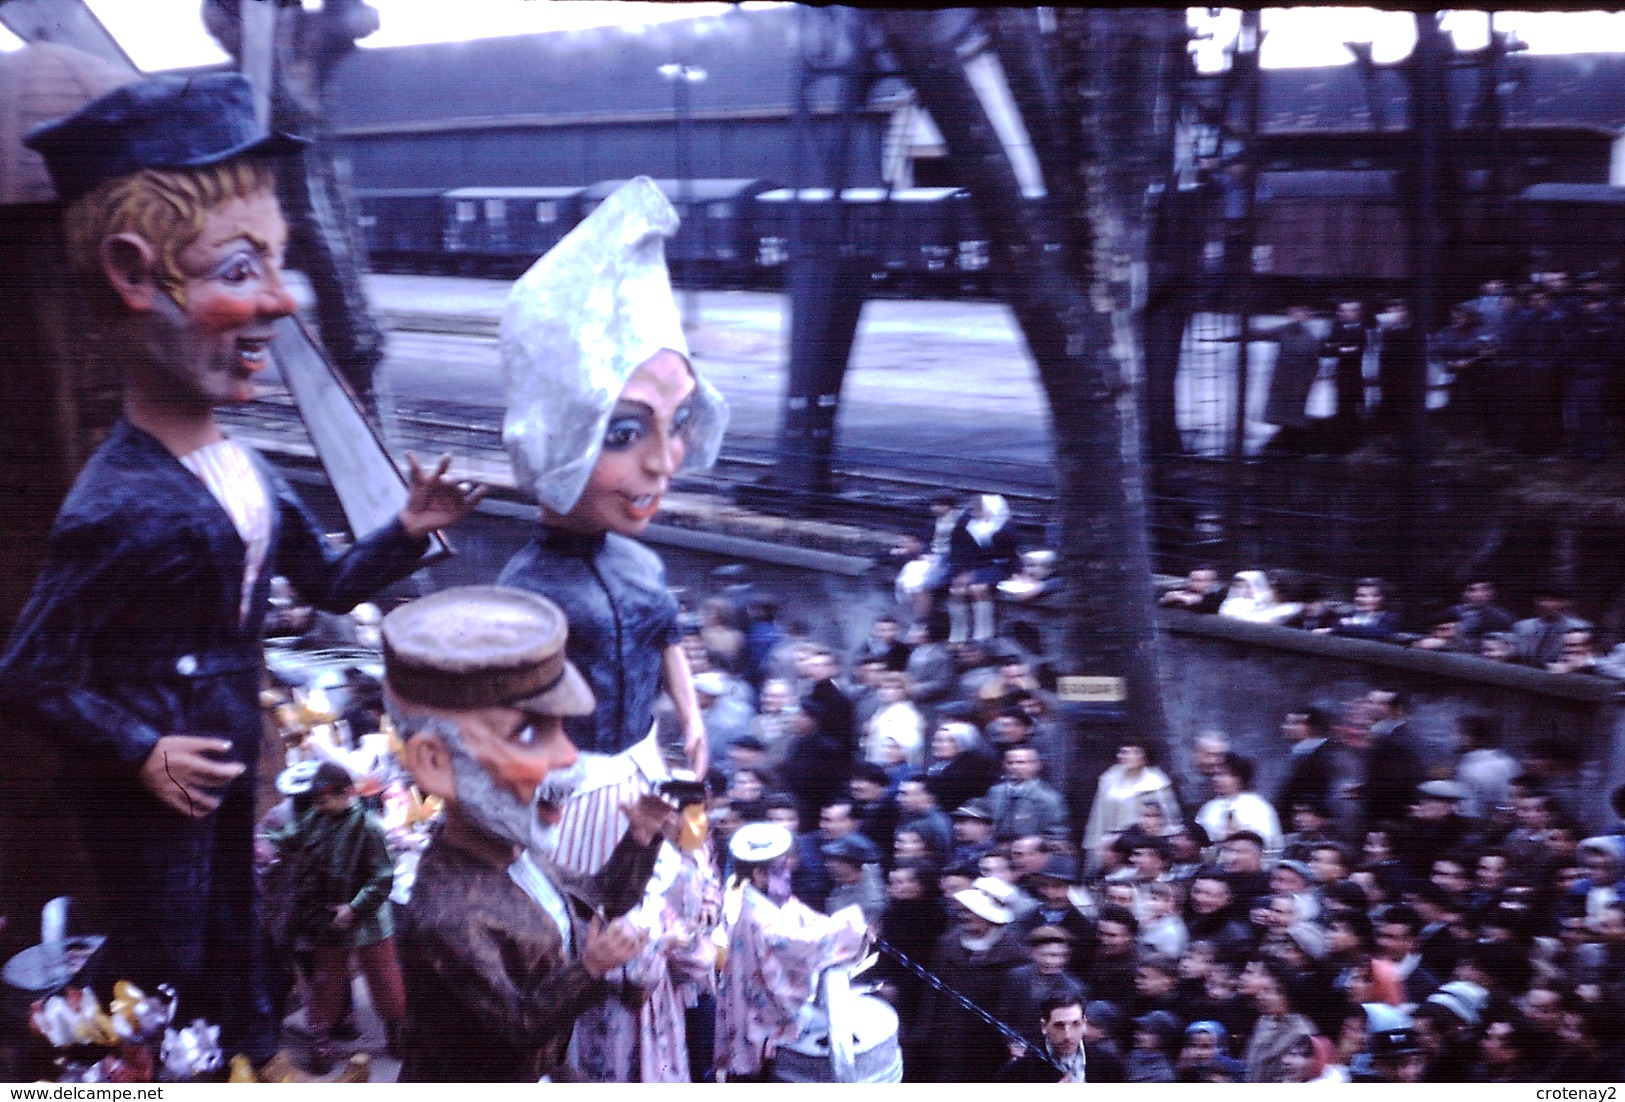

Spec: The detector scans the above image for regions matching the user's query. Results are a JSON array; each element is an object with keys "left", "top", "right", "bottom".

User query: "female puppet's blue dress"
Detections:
[{"left": 498, "top": 526, "right": 680, "bottom": 756}]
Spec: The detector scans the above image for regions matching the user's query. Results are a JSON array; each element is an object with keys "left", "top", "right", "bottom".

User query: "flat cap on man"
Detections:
[
  {"left": 382, "top": 585, "right": 594, "bottom": 716},
  {"left": 820, "top": 834, "right": 880, "bottom": 865},
  {"left": 951, "top": 798, "right": 993, "bottom": 821},
  {"left": 24, "top": 71, "right": 306, "bottom": 203},
  {"left": 1033, "top": 854, "right": 1079, "bottom": 883}
]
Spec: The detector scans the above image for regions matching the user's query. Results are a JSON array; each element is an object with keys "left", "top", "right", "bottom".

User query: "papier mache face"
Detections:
[{"left": 499, "top": 176, "right": 727, "bottom": 516}]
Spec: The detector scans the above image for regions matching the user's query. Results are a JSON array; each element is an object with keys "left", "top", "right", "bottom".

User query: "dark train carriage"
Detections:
[
  {"left": 751, "top": 186, "right": 976, "bottom": 292},
  {"left": 354, "top": 188, "right": 446, "bottom": 271},
  {"left": 1515, "top": 182, "right": 1625, "bottom": 278},
  {"left": 580, "top": 178, "right": 776, "bottom": 284},
  {"left": 440, "top": 186, "right": 588, "bottom": 274},
  {"left": 1252, "top": 169, "right": 1407, "bottom": 284}
]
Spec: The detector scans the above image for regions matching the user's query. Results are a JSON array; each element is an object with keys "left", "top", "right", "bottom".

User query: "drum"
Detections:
[{"left": 773, "top": 993, "right": 902, "bottom": 1083}]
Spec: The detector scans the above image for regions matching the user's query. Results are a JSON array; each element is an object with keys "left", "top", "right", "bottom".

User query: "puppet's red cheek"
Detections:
[{"left": 186, "top": 291, "right": 262, "bottom": 332}]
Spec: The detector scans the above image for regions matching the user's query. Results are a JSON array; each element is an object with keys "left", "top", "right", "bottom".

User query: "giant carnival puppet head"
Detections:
[
  {"left": 500, "top": 177, "right": 727, "bottom": 534},
  {"left": 24, "top": 72, "right": 306, "bottom": 404},
  {"left": 382, "top": 585, "right": 595, "bottom": 852}
]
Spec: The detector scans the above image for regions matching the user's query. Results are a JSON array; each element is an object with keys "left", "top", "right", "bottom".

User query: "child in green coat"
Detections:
[{"left": 267, "top": 761, "right": 404, "bottom": 1064}]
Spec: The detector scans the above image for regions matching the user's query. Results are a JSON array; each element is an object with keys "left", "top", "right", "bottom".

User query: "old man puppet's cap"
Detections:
[
  {"left": 24, "top": 72, "right": 306, "bottom": 204},
  {"left": 381, "top": 586, "right": 595, "bottom": 717},
  {"left": 500, "top": 176, "right": 728, "bottom": 514}
]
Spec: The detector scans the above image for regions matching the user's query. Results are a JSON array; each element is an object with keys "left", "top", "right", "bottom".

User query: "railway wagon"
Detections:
[
  {"left": 354, "top": 188, "right": 446, "bottom": 272},
  {"left": 1252, "top": 169, "right": 1407, "bottom": 283},
  {"left": 440, "top": 186, "right": 589, "bottom": 276},
  {"left": 1515, "top": 183, "right": 1625, "bottom": 279},
  {"left": 579, "top": 178, "right": 777, "bottom": 284},
  {"left": 752, "top": 186, "right": 988, "bottom": 293}
]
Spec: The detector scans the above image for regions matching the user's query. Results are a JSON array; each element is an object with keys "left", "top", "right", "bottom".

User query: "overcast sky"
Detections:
[{"left": 3, "top": 4, "right": 1625, "bottom": 72}]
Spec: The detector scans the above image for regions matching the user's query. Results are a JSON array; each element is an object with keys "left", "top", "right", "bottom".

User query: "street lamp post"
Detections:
[{"left": 659, "top": 61, "right": 706, "bottom": 331}]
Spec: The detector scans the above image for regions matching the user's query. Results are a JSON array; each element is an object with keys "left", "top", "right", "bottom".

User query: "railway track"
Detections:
[{"left": 220, "top": 384, "right": 1058, "bottom": 537}]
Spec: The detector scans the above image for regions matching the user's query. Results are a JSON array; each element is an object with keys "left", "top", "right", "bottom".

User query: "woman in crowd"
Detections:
[
  {"left": 863, "top": 670, "right": 925, "bottom": 768},
  {"left": 1244, "top": 959, "right": 1316, "bottom": 1083},
  {"left": 1196, "top": 753, "right": 1284, "bottom": 856},
  {"left": 1082, "top": 736, "right": 1182, "bottom": 868},
  {"left": 1328, "top": 577, "right": 1402, "bottom": 642},
  {"left": 1218, "top": 570, "right": 1302, "bottom": 626},
  {"left": 945, "top": 494, "right": 1022, "bottom": 643},
  {"left": 923, "top": 720, "right": 1000, "bottom": 813}
]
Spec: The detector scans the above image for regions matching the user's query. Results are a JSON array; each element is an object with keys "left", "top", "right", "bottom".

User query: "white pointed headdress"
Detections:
[{"left": 500, "top": 176, "right": 728, "bottom": 513}]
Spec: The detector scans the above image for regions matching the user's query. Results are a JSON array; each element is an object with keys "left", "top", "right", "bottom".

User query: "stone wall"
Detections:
[{"left": 289, "top": 468, "right": 1625, "bottom": 833}]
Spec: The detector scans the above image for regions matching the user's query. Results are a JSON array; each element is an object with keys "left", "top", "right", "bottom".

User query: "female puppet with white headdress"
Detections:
[{"left": 497, "top": 177, "right": 728, "bottom": 876}]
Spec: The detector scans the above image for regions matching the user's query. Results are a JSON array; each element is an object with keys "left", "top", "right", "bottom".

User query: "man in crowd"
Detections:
[
  {"left": 950, "top": 798, "right": 998, "bottom": 867},
  {"left": 1158, "top": 566, "right": 1225, "bottom": 614},
  {"left": 997, "top": 996, "right": 1089, "bottom": 1082},
  {"left": 1451, "top": 579, "right": 1516, "bottom": 654},
  {"left": 912, "top": 884, "right": 1026, "bottom": 1081},
  {"left": 897, "top": 776, "right": 953, "bottom": 860},
  {"left": 985, "top": 745, "right": 1068, "bottom": 842},
  {"left": 799, "top": 645, "right": 857, "bottom": 757},
  {"left": 1454, "top": 714, "right": 1518, "bottom": 821},
  {"left": 1084, "top": 903, "right": 1143, "bottom": 1001},
  {"left": 1359, "top": 689, "right": 1427, "bottom": 831},
  {"left": 1321, "top": 298, "right": 1369, "bottom": 445},
  {"left": 822, "top": 833, "right": 885, "bottom": 923},
  {"left": 384, "top": 586, "right": 673, "bottom": 1081},
  {"left": 1274, "top": 706, "right": 1337, "bottom": 827},
  {"left": 1374, "top": 903, "right": 1443, "bottom": 1007},
  {"left": 1510, "top": 586, "right": 1591, "bottom": 668}
]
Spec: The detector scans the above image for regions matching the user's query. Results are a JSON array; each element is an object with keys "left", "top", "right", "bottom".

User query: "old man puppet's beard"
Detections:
[{"left": 441, "top": 734, "right": 598, "bottom": 857}]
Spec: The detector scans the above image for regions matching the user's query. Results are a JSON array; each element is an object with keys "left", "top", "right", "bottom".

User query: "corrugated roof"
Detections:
[
  {"left": 443, "top": 186, "right": 587, "bottom": 199},
  {"left": 328, "top": 6, "right": 812, "bottom": 127},
  {"left": 581, "top": 177, "right": 775, "bottom": 202},
  {"left": 1520, "top": 182, "right": 1625, "bottom": 204}
]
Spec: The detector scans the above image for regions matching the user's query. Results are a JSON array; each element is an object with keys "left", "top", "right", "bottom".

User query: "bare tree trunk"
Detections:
[
  {"left": 872, "top": 10, "right": 1174, "bottom": 757},
  {"left": 204, "top": 0, "right": 386, "bottom": 409}
]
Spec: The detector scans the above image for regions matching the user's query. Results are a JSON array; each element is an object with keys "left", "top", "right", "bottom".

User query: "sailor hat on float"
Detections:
[
  {"left": 499, "top": 176, "right": 728, "bottom": 514},
  {"left": 276, "top": 760, "right": 322, "bottom": 797},
  {"left": 729, "top": 821, "right": 794, "bottom": 865}
]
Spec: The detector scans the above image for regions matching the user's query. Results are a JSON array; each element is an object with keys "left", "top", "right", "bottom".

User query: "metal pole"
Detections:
[
  {"left": 241, "top": 0, "right": 277, "bottom": 132},
  {"left": 676, "top": 64, "right": 697, "bottom": 332},
  {"left": 1224, "top": 10, "right": 1264, "bottom": 568}
]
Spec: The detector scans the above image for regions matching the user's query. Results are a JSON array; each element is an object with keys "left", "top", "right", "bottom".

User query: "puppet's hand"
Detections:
[
  {"left": 138, "top": 736, "right": 245, "bottom": 818},
  {"left": 399, "top": 453, "right": 486, "bottom": 539},
  {"left": 582, "top": 915, "right": 648, "bottom": 979},
  {"left": 622, "top": 792, "right": 678, "bottom": 847}
]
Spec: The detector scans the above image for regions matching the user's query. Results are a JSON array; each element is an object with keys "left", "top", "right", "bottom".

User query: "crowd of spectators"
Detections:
[
  {"left": 678, "top": 577, "right": 1625, "bottom": 1084},
  {"left": 1249, "top": 269, "right": 1625, "bottom": 463},
  {"left": 1431, "top": 272, "right": 1625, "bottom": 463},
  {"left": 1163, "top": 567, "right": 1625, "bottom": 678}
]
